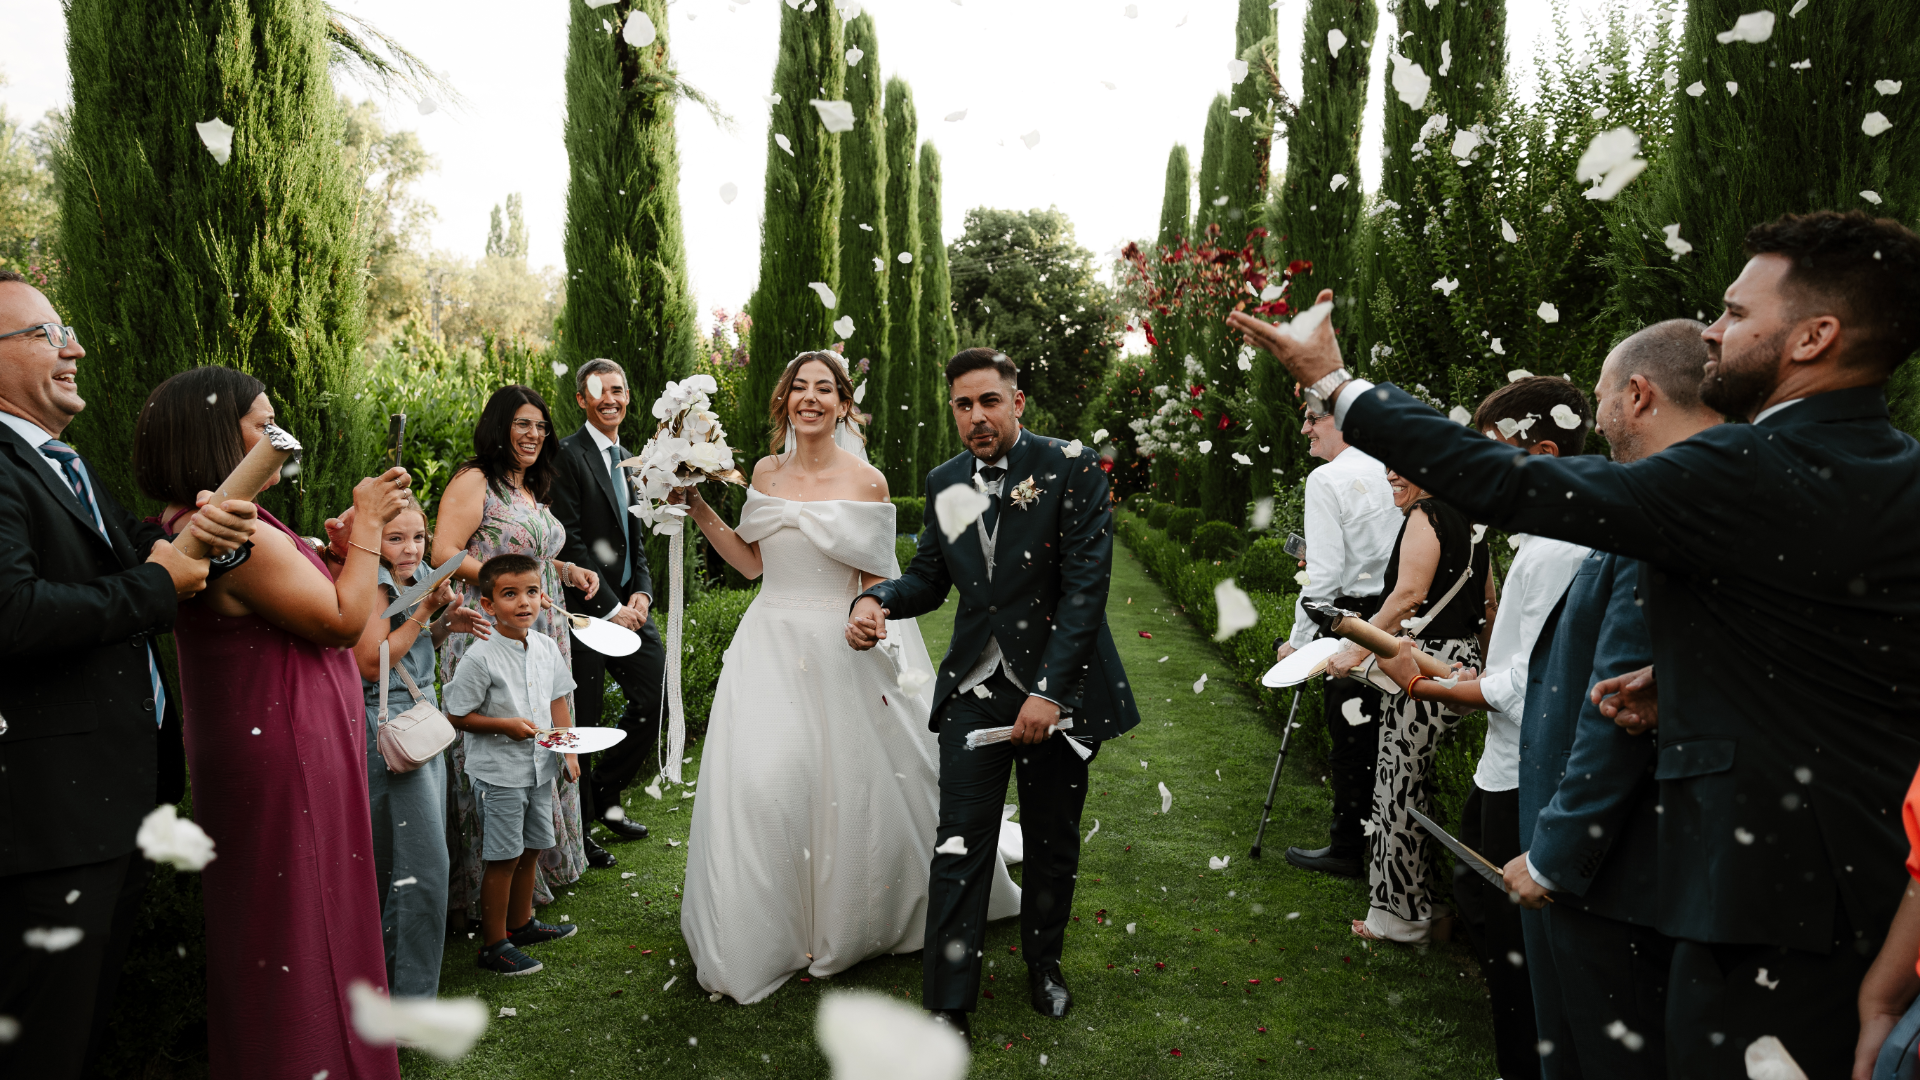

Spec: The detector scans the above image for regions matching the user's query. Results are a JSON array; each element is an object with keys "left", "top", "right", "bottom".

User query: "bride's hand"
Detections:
[
  {"left": 665, "top": 486, "right": 700, "bottom": 508},
  {"left": 846, "top": 597, "right": 889, "bottom": 651}
]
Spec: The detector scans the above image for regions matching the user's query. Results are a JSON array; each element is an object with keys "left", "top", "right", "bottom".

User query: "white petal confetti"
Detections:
[
  {"left": 811, "top": 99, "right": 856, "bottom": 133},
  {"left": 1250, "top": 496, "right": 1274, "bottom": 530},
  {"left": 1231, "top": 452, "right": 1252, "bottom": 465},
  {"left": 775, "top": 133, "right": 794, "bottom": 156},
  {"left": 817, "top": 991, "right": 968, "bottom": 1080},
  {"left": 1391, "top": 54, "right": 1431, "bottom": 110},
  {"left": 1788, "top": 0, "right": 1807, "bottom": 14},
  {"left": 845, "top": 47, "right": 864, "bottom": 66},
  {"left": 872, "top": 256, "right": 885, "bottom": 271},
  {"left": 1500, "top": 218, "right": 1518, "bottom": 243},
  {"left": 1449, "top": 405, "right": 1473, "bottom": 425},
  {"left": 1341, "top": 697, "right": 1371, "bottom": 727},
  {"left": 1862, "top": 190, "right": 1883, "bottom": 205},
  {"left": 765, "top": 92, "right": 783, "bottom": 105},
  {"left": 1329, "top": 173, "right": 1349, "bottom": 192},
  {"left": 1450, "top": 128, "right": 1481, "bottom": 160},
  {"left": 1536, "top": 302, "right": 1560, "bottom": 324},
  {"left": 417, "top": 97, "right": 438, "bottom": 115},
  {"left": 1876, "top": 80, "right": 1903, "bottom": 96},
  {"left": 1439, "top": 40, "right": 1452, "bottom": 76},
  {"left": 1208, "top": 855, "right": 1231, "bottom": 871},
  {"left": 833, "top": 315, "right": 855, "bottom": 339},
  {"left": 1279, "top": 299, "right": 1334, "bottom": 342},
  {"left": 623, "top": 11, "right": 657, "bottom": 46},
  {"left": 808, "top": 281, "right": 838, "bottom": 308},
  {"left": 1508, "top": 368, "right": 1534, "bottom": 381},
  {"left": 1754, "top": 967, "right": 1780, "bottom": 990},
  {"left": 23, "top": 927, "right": 84, "bottom": 952},
  {"left": 1192, "top": 673, "right": 1208, "bottom": 694},
  {"left": 1091, "top": 428, "right": 1109, "bottom": 443},
  {"left": 1550, "top": 403, "right": 1581, "bottom": 429},
  {"left": 1126, "top": 922, "right": 1137, "bottom": 934},
  {"left": 1021, "top": 130, "right": 1042, "bottom": 149},
  {"left": 1213, "top": 578, "right": 1258, "bottom": 641},
  {"left": 1727, "top": 81, "right": 1739, "bottom": 96},
  {"left": 497, "top": 1006, "right": 517, "bottom": 1017},
  {"left": 349, "top": 981, "right": 488, "bottom": 1061},
  {"left": 934, "top": 483, "right": 991, "bottom": 542},
  {"left": 586, "top": 373, "right": 605, "bottom": 400},
  {"left": 1327, "top": 28, "right": 1347, "bottom": 58},
  {"left": 1714, "top": 11, "right": 1774, "bottom": 44},
  {"left": 1123, "top": 3, "right": 1138, "bottom": 17},
  {"left": 944, "top": 109, "right": 968, "bottom": 123},
  {"left": 1227, "top": 59, "right": 1249, "bottom": 85},
  {"left": 897, "top": 251, "right": 913, "bottom": 263},
  {"left": 1743, "top": 1035, "right": 1807, "bottom": 1080},
  {"left": 934, "top": 835, "right": 968, "bottom": 856},
  {"left": 1685, "top": 81, "right": 1706, "bottom": 97},
  {"left": 1662, "top": 223, "right": 1693, "bottom": 259},
  {"left": 1197, "top": 440, "right": 1213, "bottom": 454},
  {"left": 195, "top": 118, "right": 235, "bottom": 165},
  {"left": 1576, "top": 127, "right": 1646, "bottom": 200},
  {"left": 1431, "top": 276, "right": 1460, "bottom": 296},
  {"left": 1293, "top": 569, "right": 1311, "bottom": 587},
  {"left": 1863, "top": 112, "right": 1894, "bottom": 137},
  {"left": 720, "top": 182, "right": 738, "bottom": 204},
  {"left": 1491, "top": 337, "right": 1506, "bottom": 355},
  {"left": 1062, "top": 439, "right": 1085, "bottom": 458},
  {"left": 1159, "top": 782, "right": 1173, "bottom": 813},
  {"left": 137, "top": 805, "right": 217, "bottom": 871}
]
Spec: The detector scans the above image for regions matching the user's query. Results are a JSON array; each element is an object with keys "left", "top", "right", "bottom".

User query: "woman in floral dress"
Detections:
[{"left": 433, "top": 385, "right": 602, "bottom": 917}]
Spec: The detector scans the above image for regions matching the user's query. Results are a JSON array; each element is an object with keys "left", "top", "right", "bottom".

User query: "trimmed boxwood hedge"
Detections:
[
  {"left": 1146, "top": 502, "right": 1174, "bottom": 530},
  {"left": 889, "top": 495, "right": 925, "bottom": 532},
  {"left": 1166, "top": 506, "right": 1204, "bottom": 542},
  {"left": 1191, "top": 520, "right": 1248, "bottom": 561},
  {"left": 1239, "top": 536, "right": 1296, "bottom": 594}
]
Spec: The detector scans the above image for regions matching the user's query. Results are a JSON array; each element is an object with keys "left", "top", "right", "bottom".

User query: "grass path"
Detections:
[{"left": 407, "top": 542, "right": 1499, "bottom": 1079}]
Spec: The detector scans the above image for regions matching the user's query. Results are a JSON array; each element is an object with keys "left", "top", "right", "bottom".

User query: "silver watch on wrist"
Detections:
[{"left": 1302, "top": 367, "right": 1353, "bottom": 415}]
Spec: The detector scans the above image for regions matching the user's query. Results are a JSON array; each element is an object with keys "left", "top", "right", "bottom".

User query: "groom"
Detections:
[{"left": 847, "top": 347, "right": 1139, "bottom": 1041}]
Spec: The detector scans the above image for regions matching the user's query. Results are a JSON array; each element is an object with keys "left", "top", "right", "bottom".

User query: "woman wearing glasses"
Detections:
[{"left": 432, "top": 386, "right": 600, "bottom": 929}]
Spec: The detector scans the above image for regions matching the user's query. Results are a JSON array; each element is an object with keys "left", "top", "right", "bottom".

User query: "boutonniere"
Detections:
[{"left": 1009, "top": 476, "right": 1040, "bottom": 510}]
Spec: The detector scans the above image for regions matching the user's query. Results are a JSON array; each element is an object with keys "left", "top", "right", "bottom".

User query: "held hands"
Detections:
[
  {"left": 187, "top": 491, "right": 258, "bottom": 556},
  {"left": 147, "top": 538, "right": 210, "bottom": 598},
  {"left": 609, "top": 592, "right": 651, "bottom": 631},
  {"left": 1011, "top": 695, "right": 1061, "bottom": 746},
  {"left": 1592, "top": 664, "right": 1658, "bottom": 734},
  {"left": 1501, "top": 853, "right": 1552, "bottom": 910},
  {"left": 845, "top": 596, "right": 890, "bottom": 651},
  {"left": 1226, "top": 288, "right": 1345, "bottom": 388}
]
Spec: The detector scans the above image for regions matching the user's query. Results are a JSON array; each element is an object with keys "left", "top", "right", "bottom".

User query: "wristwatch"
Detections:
[{"left": 1302, "top": 368, "right": 1353, "bottom": 415}]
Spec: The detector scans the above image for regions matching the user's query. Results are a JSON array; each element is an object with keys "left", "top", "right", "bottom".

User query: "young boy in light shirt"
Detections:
[{"left": 444, "top": 553, "right": 581, "bottom": 976}]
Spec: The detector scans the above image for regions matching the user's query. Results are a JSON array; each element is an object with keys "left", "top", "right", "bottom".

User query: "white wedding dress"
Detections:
[{"left": 682, "top": 489, "right": 1021, "bottom": 1004}]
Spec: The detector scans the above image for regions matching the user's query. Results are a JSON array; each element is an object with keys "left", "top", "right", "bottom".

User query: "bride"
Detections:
[{"left": 673, "top": 350, "right": 1019, "bottom": 1004}]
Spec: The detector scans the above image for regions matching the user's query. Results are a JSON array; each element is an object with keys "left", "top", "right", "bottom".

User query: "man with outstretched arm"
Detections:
[{"left": 1230, "top": 211, "right": 1920, "bottom": 1079}]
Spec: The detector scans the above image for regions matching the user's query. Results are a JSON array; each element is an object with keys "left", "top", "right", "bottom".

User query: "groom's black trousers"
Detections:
[{"left": 923, "top": 669, "right": 1097, "bottom": 1012}]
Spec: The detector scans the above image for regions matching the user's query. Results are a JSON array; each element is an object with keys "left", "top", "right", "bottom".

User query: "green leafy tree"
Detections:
[
  {"left": 744, "top": 1, "right": 845, "bottom": 459},
  {"left": 916, "top": 142, "right": 960, "bottom": 465},
  {"left": 486, "top": 192, "right": 528, "bottom": 261},
  {"left": 875, "top": 76, "right": 921, "bottom": 490},
  {"left": 556, "top": 0, "right": 696, "bottom": 448},
  {"left": 59, "top": 0, "right": 373, "bottom": 531},
  {"left": 340, "top": 97, "right": 436, "bottom": 339},
  {"left": 947, "top": 206, "right": 1121, "bottom": 440},
  {"left": 838, "top": 13, "right": 889, "bottom": 448},
  {"left": 0, "top": 71, "right": 60, "bottom": 286}
]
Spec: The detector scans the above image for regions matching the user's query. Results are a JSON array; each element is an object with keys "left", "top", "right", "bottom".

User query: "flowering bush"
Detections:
[{"left": 627, "top": 374, "right": 746, "bottom": 535}]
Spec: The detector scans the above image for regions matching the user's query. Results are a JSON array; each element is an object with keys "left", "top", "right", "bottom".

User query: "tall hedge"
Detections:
[
  {"left": 1380, "top": 0, "right": 1507, "bottom": 226},
  {"left": 916, "top": 141, "right": 959, "bottom": 468},
  {"left": 743, "top": 0, "right": 844, "bottom": 459},
  {"left": 59, "top": 0, "right": 371, "bottom": 532},
  {"left": 556, "top": 0, "right": 695, "bottom": 442},
  {"left": 1192, "top": 94, "right": 1232, "bottom": 237},
  {"left": 1217, "top": 0, "right": 1276, "bottom": 244},
  {"left": 1149, "top": 144, "right": 1192, "bottom": 496},
  {"left": 838, "top": 12, "right": 888, "bottom": 420},
  {"left": 877, "top": 77, "right": 922, "bottom": 491}
]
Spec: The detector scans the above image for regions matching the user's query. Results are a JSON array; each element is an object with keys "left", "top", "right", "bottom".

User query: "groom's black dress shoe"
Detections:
[
  {"left": 601, "top": 817, "right": 650, "bottom": 841},
  {"left": 584, "top": 838, "right": 618, "bottom": 869},
  {"left": 928, "top": 1009, "right": 972, "bottom": 1042},
  {"left": 1029, "top": 964, "right": 1072, "bottom": 1018},
  {"left": 1284, "top": 844, "right": 1361, "bottom": 879}
]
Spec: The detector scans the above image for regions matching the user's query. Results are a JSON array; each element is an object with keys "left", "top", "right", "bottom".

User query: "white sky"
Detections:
[{"left": 2, "top": 0, "right": 1633, "bottom": 320}]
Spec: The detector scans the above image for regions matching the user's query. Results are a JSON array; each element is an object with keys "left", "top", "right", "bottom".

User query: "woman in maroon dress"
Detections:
[{"left": 134, "top": 367, "right": 411, "bottom": 1080}]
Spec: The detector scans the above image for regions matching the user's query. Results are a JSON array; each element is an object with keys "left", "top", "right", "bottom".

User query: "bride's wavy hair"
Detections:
[{"left": 766, "top": 350, "right": 868, "bottom": 455}]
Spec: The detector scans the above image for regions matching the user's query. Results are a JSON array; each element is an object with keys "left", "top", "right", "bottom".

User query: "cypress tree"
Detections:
[
  {"left": 1193, "top": 95, "right": 1232, "bottom": 237},
  {"left": 1149, "top": 144, "right": 1192, "bottom": 497},
  {"left": 916, "top": 141, "right": 959, "bottom": 467},
  {"left": 878, "top": 76, "right": 921, "bottom": 492},
  {"left": 1379, "top": 0, "right": 1507, "bottom": 219},
  {"left": 556, "top": 0, "right": 695, "bottom": 445},
  {"left": 1158, "top": 144, "right": 1193, "bottom": 250},
  {"left": 1269, "top": 0, "right": 1377, "bottom": 488},
  {"left": 60, "top": 0, "right": 370, "bottom": 531},
  {"left": 1216, "top": 0, "right": 1276, "bottom": 244},
  {"left": 838, "top": 13, "right": 889, "bottom": 464},
  {"left": 744, "top": 1, "right": 844, "bottom": 459},
  {"left": 1607, "top": 0, "right": 1920, "bottom": 332}
]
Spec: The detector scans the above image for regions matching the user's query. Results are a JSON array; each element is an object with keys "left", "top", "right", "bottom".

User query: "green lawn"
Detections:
[{"left": 406, "top": 542, "right": 1499, "bottom": 1078}]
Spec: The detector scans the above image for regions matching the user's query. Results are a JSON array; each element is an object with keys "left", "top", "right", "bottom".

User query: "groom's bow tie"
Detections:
[
  {"left": 976, "top": 465, "right": 1007, "bottom": 537},
  {"left": 977, "top": 465, "right": 1007, "bottom": 488}
]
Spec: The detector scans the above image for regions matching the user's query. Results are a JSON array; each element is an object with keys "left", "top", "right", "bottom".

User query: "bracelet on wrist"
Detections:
[{"left": 1406, "top": 674, "right": 1432, "bottom": 701}]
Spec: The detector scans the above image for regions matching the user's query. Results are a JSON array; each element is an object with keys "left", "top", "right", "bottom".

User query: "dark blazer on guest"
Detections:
[
  {"left": 551, "top": 424, "right": 655, "bottom": 618},
  {"left": 1518, "top": 550, "right": 1661, "bottom": 926},
  {"left": 1343, "top": 383, "right": 1920, "bottom": 952},
  {"left": 859, "top": 429, "right": 1141, "bottom": 742},
  {"left": 0, "top": 421, "right": 179, "bottom": 876}
]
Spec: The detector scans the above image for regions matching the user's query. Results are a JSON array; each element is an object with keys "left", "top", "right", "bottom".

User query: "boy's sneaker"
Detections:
[
  {"left": 508, "top": 918, "right": 578, "bottom": 948},
  {"left": 477, "top": 939, "right": 543, "bottom": 976}
]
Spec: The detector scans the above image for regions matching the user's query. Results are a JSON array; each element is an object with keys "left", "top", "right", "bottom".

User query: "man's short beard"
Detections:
[{"left": 1699, "top": 327, "right": 1787, "bottom": 418}]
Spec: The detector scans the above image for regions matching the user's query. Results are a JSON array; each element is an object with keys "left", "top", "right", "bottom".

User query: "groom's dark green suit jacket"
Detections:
[{"left": 859, "top": 429, "right": 1141, "bottom": 742}]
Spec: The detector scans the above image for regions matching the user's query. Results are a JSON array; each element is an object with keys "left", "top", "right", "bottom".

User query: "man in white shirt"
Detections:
[{"left": 1274, "top": 408, "right": 1400, "bottom": 878}]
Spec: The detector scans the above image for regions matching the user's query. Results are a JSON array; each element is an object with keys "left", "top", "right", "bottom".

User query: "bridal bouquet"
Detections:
[{"left": 621, "top": 374, "right": 746, "bottom": 536}]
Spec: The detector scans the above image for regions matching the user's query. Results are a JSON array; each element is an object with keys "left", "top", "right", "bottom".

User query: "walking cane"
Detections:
[{"left": 1249, "top": 688, "right": 1304, "bottom": 859}]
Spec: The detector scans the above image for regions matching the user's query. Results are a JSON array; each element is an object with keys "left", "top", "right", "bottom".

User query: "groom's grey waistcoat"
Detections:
[{"left": 859, "top": 430, "right": 1141, "bottom": 742}]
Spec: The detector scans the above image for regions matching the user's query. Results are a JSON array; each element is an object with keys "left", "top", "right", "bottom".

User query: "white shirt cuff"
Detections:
[
  {"left": 1525, "top": 852, "right": 1559, "bottom": 892},
  {"left": 1332, "top": 377, "right": 1377, "bottom": 430}
]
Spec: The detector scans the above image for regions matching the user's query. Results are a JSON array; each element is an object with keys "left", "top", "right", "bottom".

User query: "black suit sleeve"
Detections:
[
  {"left": 1032, "top": 455, "right": 1114, "bottom": 713},
  {"left": 548, "top": 443, "right": 616, "bottom": 619},
  {"left": 859, "top": 474, "right": 954, "bottom": 620},
  {"left": 1343, "top": 382, "right": 1747, "bottom": 577},
  {"left": 0, "top": 470, "right": 176, "bottom": 657},
  {"left": 627, "top": 512, "right": 654, "bottom": 600}
]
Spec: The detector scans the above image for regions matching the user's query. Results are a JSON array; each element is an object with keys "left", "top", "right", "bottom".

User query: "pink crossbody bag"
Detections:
[{"left": 375, "top": 638, "right": 458, "bottom": 773}]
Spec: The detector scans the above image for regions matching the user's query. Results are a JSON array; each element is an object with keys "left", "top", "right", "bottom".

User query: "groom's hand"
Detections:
[
  {"left": 846, "top": 597, "right": 890, "bottom": 651},
  {"left": 1010, "top": 695, "right": 1061, "bottom": 745}
]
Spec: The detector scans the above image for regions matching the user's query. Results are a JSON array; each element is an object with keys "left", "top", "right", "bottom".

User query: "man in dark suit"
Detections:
[
  {"left": 848, "top": 348, "right": 1140, "bottom": 1042},
  {"left": 549, "top": 358, "right": 664, "bottom": 865},
  {"left": 1231, "top": 211, "right": 1920, "bottom": 1077},
  {"left": 1503, "top": 319, "right": 1722, "bottom": 1078},
  {"left": 0, "top": 270, "right": 252, "bottom": 1075}
]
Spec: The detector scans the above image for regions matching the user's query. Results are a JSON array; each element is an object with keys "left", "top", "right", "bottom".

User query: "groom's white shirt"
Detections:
[{"left": 953, "top": 430, "right": 1065, "bottom": 711}]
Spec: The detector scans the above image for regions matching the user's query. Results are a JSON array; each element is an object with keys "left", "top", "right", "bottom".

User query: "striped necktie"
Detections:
[{"left": 40, "top": 439, "right": 100, "bottom": 527}]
